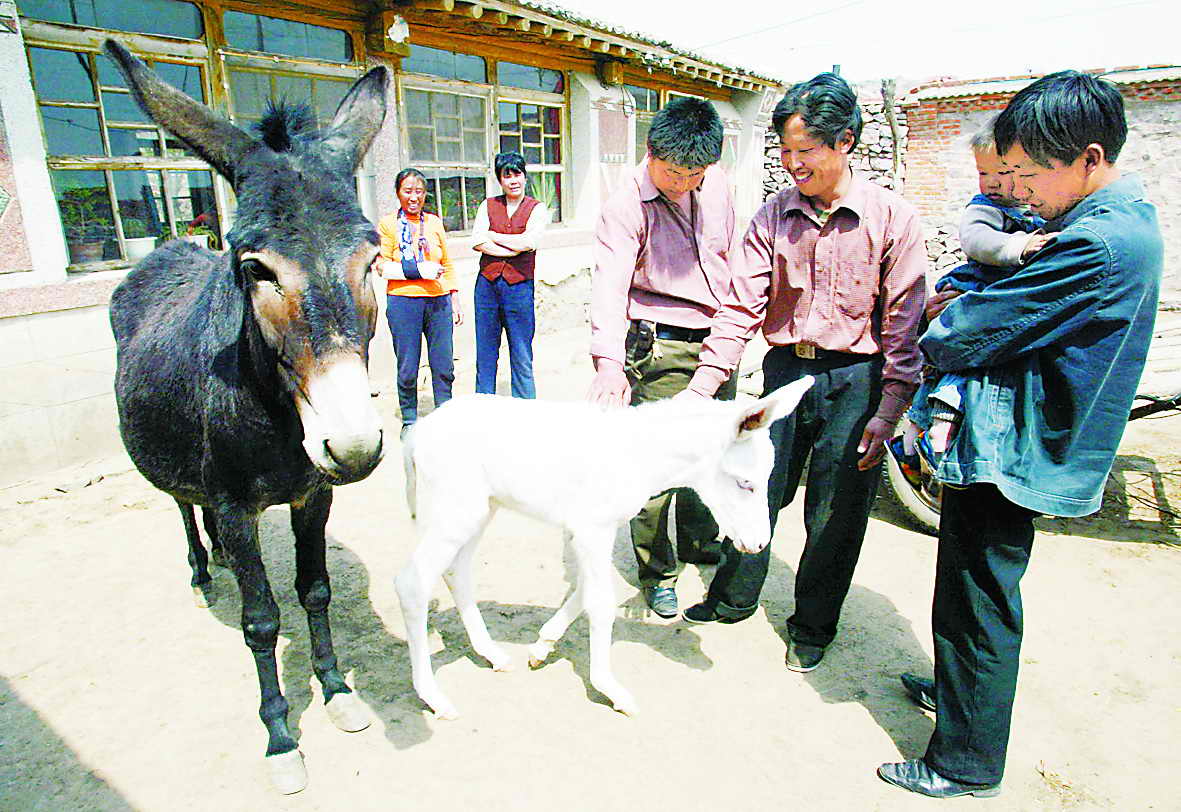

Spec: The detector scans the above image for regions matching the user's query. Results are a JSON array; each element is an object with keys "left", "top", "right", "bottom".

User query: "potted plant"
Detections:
[
  {"left": 122, "top": 217, "right": 157, "bottom": 263},
  {"left": 182, "top": 212, "right": 219, "bottom": 251},
  {"left": 59, "top": 187, "right": 111, "bottom": 265}
]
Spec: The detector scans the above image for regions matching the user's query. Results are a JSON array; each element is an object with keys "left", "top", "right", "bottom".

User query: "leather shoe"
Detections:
[
  {"left": 877, "top": 759, "right": 1000, "bottom": 798},
  {"left": 681, "top": 600, "right": 747, "bottom": 624},
  {"left": 900, "top": 672, "right": 937, "bottom": 712},
  {"left": 642, "top": 585, "right": 678, "bottom": 619},
  {"left": 784, "top": 639, "right": 825, "bottom": 672}
]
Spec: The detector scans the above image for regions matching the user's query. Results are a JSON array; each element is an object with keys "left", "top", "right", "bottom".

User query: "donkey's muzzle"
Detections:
[{"left": 296, "top": 353, "right": 384, "bottom": 484}]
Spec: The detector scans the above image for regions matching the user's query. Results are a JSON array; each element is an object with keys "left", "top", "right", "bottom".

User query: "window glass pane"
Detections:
[
  {"left": 52, "top": 169, "right": 115, "bottom": 262},
  {"left": 464, "top": 176, "right": 485, "bottom": 225},
  {"left": 273, "top": 74, "right": 314, "bottom": 108},
  {"left": 636, "top": 117, "right": 651, "bottom": 163},
  {"left": 169, "top": 169, "right": 218, "bottom": 237},
  {"left": 527, "top": 172, "right": 560, "bottom": 223},
  {"left": 113, "top": 169, "right": 167, "bottom": 240},
  {"left": 437, "top": 140, "right": 461, "bottom": 162},
  {"left": 434, "top": 175, "right": 462, "bottom": 231},
  {"left": 521, "top": 104, "right": 539, "bottom": 125},
  {"left": 223, "top": 11, "right": 351, "bottom": 62},
  {"left": 523, "top": 125, "right": 542, "bottom": 144},
  {"left": 408, "top": 127, "right": 434, "bottom": 162},
  {"left": 102, "top": 91, "right": 149, "bottom": 124},
  {"left": 312, "top": 78, "right": 350, "bottom": 125},
  {"left": 42, "top": 106, "right": 104, "bottom": 154},
  {"left": 544, "top": 137, "right": 560, "bottom": 164},
  {"left": 403, "top": 45, "right": 486, "bottom": 83},
  {"left": 463, "top": 131, "right": 485, "bottom": 162},
  {"left": 542, "top": 107, "right": 561, "bottom": 135},
  {"left": 228, "top": 70, "right": 269, "bottom": 123},
  {"left": 524, "top": 145, "right": 541, "bottom": 164},
  {"left": 499, "top": 134, "right": 520, "bottom": 154},
  {"left": 18, "top": 0, "right": 203, "bottom": 38},
  {"left": 498, "top": 101, "right": 517, "bottom": 131},
  {"left": 435, "top": 117, "right": 460, "bottom": 140},
  {"left": 153, "top": 62, "right": 204, "bottom": 102},
  {"left": 405, "top": 89, "right": 430, "bottom": 125},
  {"left": 497, "top": 61, "right": 564, "bottom": 93},
  {"left": 28, "top": 48, "right": 95, "bottom": 102},
  {"left": 460, "top": 95, "right": 483, "bottom": 129},
  {"left": 431, "top": 92, "right": 457, "bottom": 117},
  {"left": 108, "top": 128, "right": 161, "bottom": 158}
]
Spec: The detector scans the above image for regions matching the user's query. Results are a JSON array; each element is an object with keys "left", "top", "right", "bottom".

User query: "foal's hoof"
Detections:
[
  {"left": 325, "top": 692, "right": 372, "bottom": 733},
  {"left": 527, "top": 640, "right": 556, "bottom": 669},
  {"left": 192, "top": 581, "right": 217, "bottom": 609},
  {"left": 266, "top": 750, "right": 307, "bottom": 795}
]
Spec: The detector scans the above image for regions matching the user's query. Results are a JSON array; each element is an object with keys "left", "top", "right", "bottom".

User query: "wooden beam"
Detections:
[
  {"left": 415, "top": 0, "right": 456, "bottom": 10},
  {"left": 534, "top": 21, "right": 553, "bottom": 36},
  {"left": 456, "top": 2, "right": 483, "bottom": 18},
  {"left": 611, "top": 44, "right": 629, "bottom": 58},
  {"left": 552, "top": 29, "right": 576, "bottom": 41},
  {"left": 574, "top": 34, "right": 591, "bottom": 48},
  {"left": 509, "top": 15, "right": 531, "bottom": 31},
  {"left": 592, "top": 39, "right": 611, "bottom": 53}
]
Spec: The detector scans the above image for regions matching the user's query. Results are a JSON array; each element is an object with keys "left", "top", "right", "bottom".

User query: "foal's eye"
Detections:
[
  {"left": 241, "top": 258, "right": 278, "bottom": 285},
  {"left": 736, "top": 478, "right": 755, "bottom": 493}
]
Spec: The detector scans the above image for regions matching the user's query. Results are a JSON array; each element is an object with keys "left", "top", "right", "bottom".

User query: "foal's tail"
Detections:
[{"left": 401, "top": 424, "right": 417, "bottom": 520}]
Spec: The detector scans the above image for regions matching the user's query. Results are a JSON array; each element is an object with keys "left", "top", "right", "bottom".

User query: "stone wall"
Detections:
[{"left": 763, "top": 81, "right": 909, "bottom": 200}]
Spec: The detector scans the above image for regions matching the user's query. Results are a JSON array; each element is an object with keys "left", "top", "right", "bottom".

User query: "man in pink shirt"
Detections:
[
  {"left": 588, "top": 97, "right": 739, "bottom": 618},
  {"left": 680, "top": 73, "right": 928, "bottom": 673}
]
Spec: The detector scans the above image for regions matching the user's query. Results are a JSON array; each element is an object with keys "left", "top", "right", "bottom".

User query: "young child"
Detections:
[{"left": 892, "top": 123, "right": 1052, "bottom": 477}]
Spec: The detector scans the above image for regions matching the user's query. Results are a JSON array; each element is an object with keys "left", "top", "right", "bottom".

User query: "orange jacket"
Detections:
[{"left": 378, "top": 210, "right": 456, "bottom": 297}]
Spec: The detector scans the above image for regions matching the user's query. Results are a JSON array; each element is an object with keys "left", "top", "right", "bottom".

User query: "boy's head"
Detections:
[
  {"left": 994, "top": 70, "right": 1126, "bottom": 219},
  {"left": 646, "top": 97, "right": 723, "bottom": 201},
  {"left": 495, "top": 151, "right": 527, "bottom": 199},
  {"left": 970, "top": 120, "right": 1014, "bottom": 205}
]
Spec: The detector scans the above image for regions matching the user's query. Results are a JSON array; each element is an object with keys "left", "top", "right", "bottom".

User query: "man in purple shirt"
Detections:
[
  {"left": 680, "top": 74, "right": 928, "bottom": 673},
  {"left": 588, "top": 97, "right": 739, "bottom": 618}
]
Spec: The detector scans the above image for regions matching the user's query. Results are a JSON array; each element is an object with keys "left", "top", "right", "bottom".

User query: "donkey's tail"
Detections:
[{"left": 401, "top": 424, "right": 417, "bottom": 520}]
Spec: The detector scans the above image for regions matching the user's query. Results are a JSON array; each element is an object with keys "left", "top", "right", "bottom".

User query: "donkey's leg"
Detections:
[
  {"left": 177, "top": 499, "right": 216, "bottom": 608},
  {"left": 442, "top": 513, "right": 511, "bottom": 672},
  {"left": 529, "top": 532, "right": 586, "bottom": 668},
  {"left": 201, "top": 506, "right": 229, "bottom": 568},
  {"left": 291, "top": 486, "right": 371, "bottom": 734},
  {"left": 396, "top": 525, "right": 477, "bottom": 720},
  {"left": 574, "top": 524, "right": 637, "bottom": 716},
  {"left": 214, "top": 506, "right": 305, "bottom": 794}
]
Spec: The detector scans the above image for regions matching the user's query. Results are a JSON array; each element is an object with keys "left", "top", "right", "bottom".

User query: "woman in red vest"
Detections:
[
  {"left": 471, "top": 151, "right": 549, "bottom": 398},
  {"left": 374, "top": 168, "right": 463, "bottom": 429}
]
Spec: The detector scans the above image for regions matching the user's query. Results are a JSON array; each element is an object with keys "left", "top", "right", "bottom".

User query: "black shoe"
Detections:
[
  {"left": 642, "top": 586, "right": 678, "bottom": 619},
  {"left": 784, "top": 639, "right": 825, "bottom": 672},
  {"left": 681, "top": 600, "right": 747, "bottom": 624},
  {"left": 900, "top": 672, "right": 936, "bottom": 712},
  {"left": 877, "top": 759, "right": 1000, "bottom": 798}
]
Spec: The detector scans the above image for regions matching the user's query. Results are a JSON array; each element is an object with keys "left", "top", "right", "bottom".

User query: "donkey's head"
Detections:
[
  {"left": 687, "top": 376, "right": 814, "bottom": 555},
  {"left": 105, "top": 40, "right": 387, "bottom": 484}
]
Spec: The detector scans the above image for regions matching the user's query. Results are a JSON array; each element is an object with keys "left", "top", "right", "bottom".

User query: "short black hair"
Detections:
[
  {"left": 494, "top": 151, "right": 527, "bottom": 180},
  {"left": 647, "top": 96, "right": 723, "bottom": 168},
  {"left": 772, "top": 72, "right": 862, "bottom": 152},
  {"left": 995, "top": 70, "right": 1127, "bottom": 167}
]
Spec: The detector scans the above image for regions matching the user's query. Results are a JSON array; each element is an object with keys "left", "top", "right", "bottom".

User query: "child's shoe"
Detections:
[{"left": 887, "top": 435, "right": 922, "bottom": 489}]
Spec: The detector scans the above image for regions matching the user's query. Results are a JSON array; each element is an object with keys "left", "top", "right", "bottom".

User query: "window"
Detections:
[
  {"left": 227, "top": 69, "right": 352, "bottom": 129},
  {"left": 16, "top": 0, "right": 203, "bottom": 39},
  {"left": 625, "top": 84, "right": 660, "bottom": 163},
  {"left": 497, "top": 60, "right": 564, "bottom": 94},
  {"left": 499, "top": 101, "right": 562, "bottom": 221},
  {"left": 403, "top": 44, "right": 486, "bottom": 83},
  {"left": 27, "top": 44, "right": 216, "bottom": 268},
  {"left": 223, "top": 11, "right": 352, "bottom": 63}
]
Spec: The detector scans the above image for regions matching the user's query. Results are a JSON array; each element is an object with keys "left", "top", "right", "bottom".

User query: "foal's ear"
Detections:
[
  {"left": 103, "top": 40, "right": 253, "bottom": 184},
  {"left": 321, "top": 67, "right": 389, "bottom": 171},
  {"left": 734, "top": 375, "right": 814, "bottom": 438}
]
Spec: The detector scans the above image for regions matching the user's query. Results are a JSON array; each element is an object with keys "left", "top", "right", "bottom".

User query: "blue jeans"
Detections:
[
  {"left": 386, "top": 294, "right": 454, "bottom": 425},
  {"left": 473, "top": 275, "right": 535, "bottom": 398}
]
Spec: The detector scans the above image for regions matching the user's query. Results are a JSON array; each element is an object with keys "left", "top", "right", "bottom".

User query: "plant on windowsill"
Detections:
[
  {"left": 60, "top": 187, "right": 111, "bottom": 265},
  {"left": 182, "top": 213, "right": 220, "bottom": 251},
  {"left": 122, "top": 217, "right": 158, "bottom": 263},
  {"left": 527, "top": 173, "right": 558, "bottom": 223}
]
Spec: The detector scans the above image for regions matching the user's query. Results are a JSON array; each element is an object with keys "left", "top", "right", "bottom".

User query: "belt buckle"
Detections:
[{"left": 794, "top": 344, "right": 816, "bottom": 360}]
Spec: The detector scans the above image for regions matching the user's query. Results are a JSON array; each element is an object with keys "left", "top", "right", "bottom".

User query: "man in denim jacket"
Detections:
[{"left": 878, "top": 71, "right": 1162, "bottom": 799}]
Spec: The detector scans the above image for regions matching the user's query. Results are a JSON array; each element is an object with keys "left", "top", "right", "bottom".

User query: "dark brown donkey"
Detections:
[{"left": 105, "top": 39, "right": 387, "bottom": 793}]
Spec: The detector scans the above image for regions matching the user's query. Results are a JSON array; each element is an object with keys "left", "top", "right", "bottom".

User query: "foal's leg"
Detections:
[
  {"left": 396, "top": 501, "right": 489, "bottom": 720},
  {"left": 442, "top": 511, "right": 511, "bottom": 672},
  {"left": 213, "top": 506, "right": 305, "bottom": 794},
  {"left": 529, "top": 531, "right": 586, "bottom": 667},
  {"left": 291, "top": 486, "right": 371, "bottom": 734},
  {"left": 574, "top": 524, "right": 637, "bottom": 716},
  {"left": 176, "top": 499, "right": 216, "bottom": 608}
]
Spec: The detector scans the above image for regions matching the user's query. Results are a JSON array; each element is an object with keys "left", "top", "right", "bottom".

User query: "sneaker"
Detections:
[
  {"left": 784, "top": 639, "right": 825, "bottom": 672},
  {"left": 642, "top": 585, "right": 678, "bottom": 619},
  {"left": 915, "top": 431, "right": 942, "bottom": 469},
  {"left": 887, "top": 435, "right": 922, "bottom": 489},
  {"left": 682, "top": 600, "right": 748, "bottom": 624}
]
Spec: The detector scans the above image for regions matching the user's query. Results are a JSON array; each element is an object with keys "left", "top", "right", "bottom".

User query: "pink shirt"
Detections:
[
  {"left": 590, "top": 160, "right": 737, "bottom": 365},
  {"left": 689, "top": 174, "right": 928, "bottom": 424}
]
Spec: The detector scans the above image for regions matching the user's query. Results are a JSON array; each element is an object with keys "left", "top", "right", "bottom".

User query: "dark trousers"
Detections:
[
  {"left": 703, "top": 346, "right": 882, "bottom": 647},
  {"left": 625, "top": 326, "right": 736, "bottom": 588},
  {"left": 924, "top": 483, "right": 1035, "bottom": 786},
  {"left": 474, "top": 274, "right": 536, "bottom": 398},
  {"left": 386, "top": 294, "right": 454, "bottom": 425}
]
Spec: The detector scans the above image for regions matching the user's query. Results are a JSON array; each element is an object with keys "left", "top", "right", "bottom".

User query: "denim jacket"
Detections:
[{"left": 920, "top": 174, "right": 1162, "bottom": 516}]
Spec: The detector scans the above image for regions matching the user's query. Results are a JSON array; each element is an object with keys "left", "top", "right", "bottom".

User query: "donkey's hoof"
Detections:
[
  {"left": 266, "top": 750, "right": 307, "bottom": 795},
  {"left": 192, "top": 582, "right": 217, "bottom": 608},
  {"left": 325, "top": 692, "right": 372, "bottom": 732}
]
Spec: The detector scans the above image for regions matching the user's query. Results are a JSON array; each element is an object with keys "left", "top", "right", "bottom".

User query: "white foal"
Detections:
[{"left": 395, "top": 377, "right": 813, "bottom": 719}]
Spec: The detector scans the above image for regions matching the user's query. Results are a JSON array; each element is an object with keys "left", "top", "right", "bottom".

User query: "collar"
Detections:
[
  {"left": 780, "top": 170, "right": 867, "bottom": 222},
  {"left": 1054, "top": 172, "right": 1145, "bottom": 230}
]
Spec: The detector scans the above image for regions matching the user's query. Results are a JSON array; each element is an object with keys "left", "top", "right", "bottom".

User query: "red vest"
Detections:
[{"left": 478, "top": 195, "right": 539, "bottom": 284}]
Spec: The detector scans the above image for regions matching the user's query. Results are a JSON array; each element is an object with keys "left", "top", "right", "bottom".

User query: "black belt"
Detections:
[
  {"left": 652, "top": 323, "right": 710, "bottom": 343},
  {"left": 782, "top": 343, "right": 866, "bottom": 360}
]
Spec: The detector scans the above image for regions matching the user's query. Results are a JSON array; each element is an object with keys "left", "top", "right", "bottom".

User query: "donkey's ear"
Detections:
[
  {"left": 321, "top": 67, "right": 389, "bottom": 170},
  {"left": 734, "top": 375, "right": 814, "bottom": 438},
  {"left": 103, "top": 40, "right": 253, "bottom": 184}
]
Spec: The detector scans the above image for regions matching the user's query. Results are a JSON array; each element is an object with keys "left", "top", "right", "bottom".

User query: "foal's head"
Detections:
[{"left": 105, "top": 40, "right": 387, "bottom": 484}]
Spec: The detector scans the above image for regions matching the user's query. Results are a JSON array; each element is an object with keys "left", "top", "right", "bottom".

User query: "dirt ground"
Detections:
[{"left": 2, "top": 323, "right": 1180, "bottom": 812}]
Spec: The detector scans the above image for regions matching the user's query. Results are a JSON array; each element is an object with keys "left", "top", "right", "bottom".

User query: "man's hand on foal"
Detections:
[{"left": 587, "top": 362, "right": 630, "bottom": 408}]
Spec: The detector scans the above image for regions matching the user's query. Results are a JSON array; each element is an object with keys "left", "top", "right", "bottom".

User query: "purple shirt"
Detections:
[
  {"left": 590, "top": 160, "right": 737, "bottom": 365},
  {"left": 689, "top": 174, "right": 928, "bottom": 424}
]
